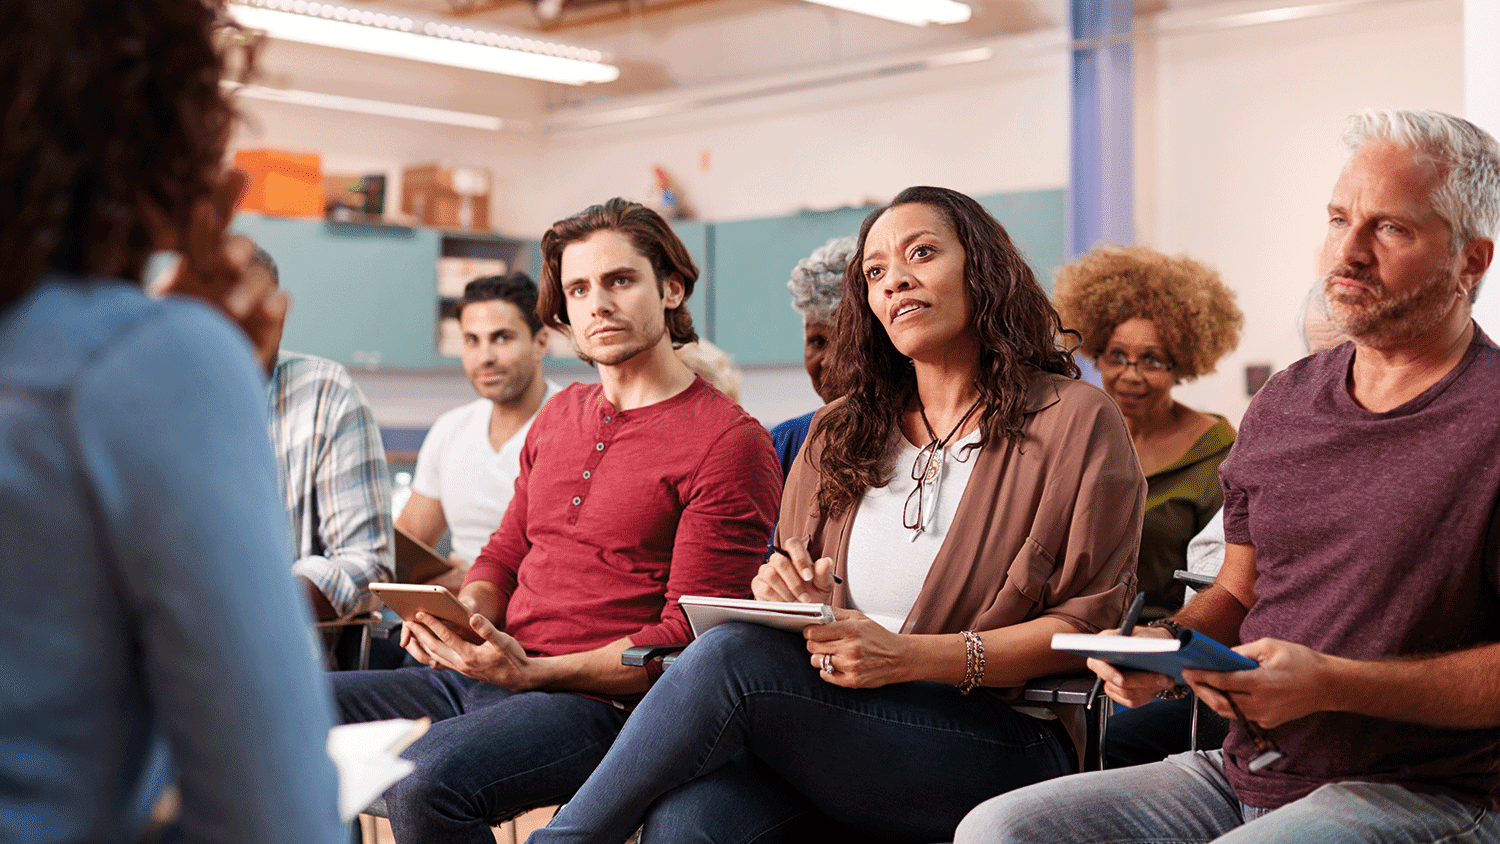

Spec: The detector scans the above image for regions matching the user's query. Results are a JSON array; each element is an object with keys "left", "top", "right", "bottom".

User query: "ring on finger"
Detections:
[{"left": 821, "top": 653, "right": 835, "bottom": 674}]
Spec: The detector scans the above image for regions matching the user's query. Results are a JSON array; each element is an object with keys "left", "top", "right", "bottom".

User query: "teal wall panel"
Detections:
[
  {"left": 976, "top": 189, "right": 1068, "bottom": 291},
  {"left": 233, "top": 214, "right": 445, "bottom": 367},
  {"left": 712, "top": 206, "right": 872, "bottom": 365},
  {"left": 710, "top": 190, "right": 1064, "bottom": 364}
]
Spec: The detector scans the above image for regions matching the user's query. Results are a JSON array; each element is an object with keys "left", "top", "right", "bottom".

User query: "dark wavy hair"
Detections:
[
  {"left": 538, "top": 198, "right": 698, "bottom": 350},
  {"left": 2, "top": 0, "right": 254, "bottom": 312},
  {"left": 813, "top": 186, "right": 1080, "bottom": 518}
]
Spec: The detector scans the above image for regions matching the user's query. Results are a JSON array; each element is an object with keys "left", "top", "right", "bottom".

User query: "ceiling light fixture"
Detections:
[
  {"left": 228, "top": 0, "right": 619, "bottom": 85},
  {"left": 224, "top": 81, "right": 518, "bottom": 130},
  {"left": 802, "top": 0, "right": 971, "bottom": 26}
]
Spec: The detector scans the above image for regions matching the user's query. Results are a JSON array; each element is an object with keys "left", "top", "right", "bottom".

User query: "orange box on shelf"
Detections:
[{"left": 234, "top": 148, "right": 323, "bottom": 218}]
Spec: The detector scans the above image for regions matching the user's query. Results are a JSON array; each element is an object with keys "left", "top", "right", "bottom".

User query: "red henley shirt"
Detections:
[{"left": 466, "top": 376, "right": 781, "bottom": 656}]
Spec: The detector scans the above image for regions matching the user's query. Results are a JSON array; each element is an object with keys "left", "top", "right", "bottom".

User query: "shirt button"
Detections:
[
  {"left": 582, "top": 470, "right": 591, "bottom": 479},
  {"left": 604, "top": 416, "right": 612, "bottom": 422},
  {"left": 596, "top": 442, "right": 605, "bottom": 451},
  {"left": 572, "top": 497, "right": 582, "bottom": 506}
]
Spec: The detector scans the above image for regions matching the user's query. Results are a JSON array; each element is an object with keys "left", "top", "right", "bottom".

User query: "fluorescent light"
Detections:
[
  {"left": 228, "top": 1, "right": 618, "bottom": 85},
  {"left": 224, "top": 81, "right": 515, "bottom": 130},
  {"left": 803, "top": 0, "right": 971, "bottom": 26}
]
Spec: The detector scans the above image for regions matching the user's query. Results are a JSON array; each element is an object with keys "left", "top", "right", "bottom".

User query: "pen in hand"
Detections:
[
  {"left": 1087, "top": 592, "right": 1147, "bottom": 711},
  {"left": 770, "top": 544, "right": 843, "bottom": 585}
]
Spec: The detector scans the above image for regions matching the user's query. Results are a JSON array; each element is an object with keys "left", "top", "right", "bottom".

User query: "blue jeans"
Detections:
[
  {"left": 529, "top": 622, "right": 1073, "bottom": 844},
  {"left": 1104, "top": 695, "right": 1229, "bottom": 768},
  {"left": 331, "top": 666, "right": 628, "bottom": 844},
  {"left": 955, "top": 749, "right": 1500, "bottom": 844}
]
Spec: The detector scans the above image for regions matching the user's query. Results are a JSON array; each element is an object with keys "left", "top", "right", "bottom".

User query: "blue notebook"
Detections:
[{"left": 1051, "top": 629, "right": 1257, "bottom": 685}]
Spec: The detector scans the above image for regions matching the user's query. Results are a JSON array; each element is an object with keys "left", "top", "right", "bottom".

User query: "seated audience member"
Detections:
[
  {"left": 1181, "top": 286, "right": 1350, "bottom": 604},
  {"left": 332, "top": 198, "right": 782, "bottom": 844},
  {"left": 768, "top": 235, "right": 856, "bottom": 476},
  {"left": 0, "top": 2, "right": 342, "bottom": 841},
  {"left": 1051, "top": 245, "right": 1242, "bottom": 766},
  {"left": 529, "top": 186, "right": 1145, "bottom": 844},
  {"left": 956, "top": 107, "right": 1500, "bottom": 844},
  {"left": 676, "top": 338, "right": 743, "bottom": 401},
  {"left": 1053, "top": 245, "right": 1243, "bottom": 621},
  {"left": 397, "top": 273, "right": 559, "bottom": 582},
  {"left": 1106, "top": 281, "right": 1356, "bottom": 768},
  {"left": 253, "top": 247, "right": 394, "bottom": 625}
]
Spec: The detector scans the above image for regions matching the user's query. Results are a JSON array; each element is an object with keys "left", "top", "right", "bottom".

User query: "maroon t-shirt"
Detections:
[
  {"left": 466, "top": 376, "right": 781, "bottom": 656},
  {"left": 1218, "top": 325, "right": 1500, "bottom": 809}
]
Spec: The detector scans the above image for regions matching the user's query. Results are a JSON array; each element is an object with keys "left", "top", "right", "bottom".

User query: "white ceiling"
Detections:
[{"left": 243, "top": 0, "right": 1411, "bottom": 127}]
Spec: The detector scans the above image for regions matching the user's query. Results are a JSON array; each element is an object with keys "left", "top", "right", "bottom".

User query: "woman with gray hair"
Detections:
[{"left": 769, "top": 235, "right": 858, "bottom": 476}]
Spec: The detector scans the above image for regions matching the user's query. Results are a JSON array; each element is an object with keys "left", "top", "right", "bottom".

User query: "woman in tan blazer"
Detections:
[{"left": 530, "top": 186, "right": 1146, "bottom": 844}]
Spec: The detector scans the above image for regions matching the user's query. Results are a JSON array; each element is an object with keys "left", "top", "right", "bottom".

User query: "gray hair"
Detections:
[
  {"left": 787, "top": 235, "right": 856, "bottom": 326},
  {"left": 1342, "top": 109, "right": 1500, "bottom": 273}
]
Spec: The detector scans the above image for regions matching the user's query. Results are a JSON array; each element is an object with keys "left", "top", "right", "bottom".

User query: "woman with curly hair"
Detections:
[
  {"left": 1052, "top": 246, "right": 1242, "bottom": 769},
  {"left": 530, "top": 186, "right": 1144, "bottom": 844},
  {"left": 1054, "top": 245, "right": 1244, "bottom": 620},
  {"left": 1, "top": 2, "right": 342, "bottom": 841}
]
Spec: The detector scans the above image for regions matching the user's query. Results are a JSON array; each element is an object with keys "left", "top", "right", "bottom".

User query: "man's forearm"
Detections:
[
  {"left": 1170, "top": 585, "right": 1249, "bottom": 646},
  {"left": 458, "top": 580, "right": 505, "bottom": 624},
  {"left": 1325, "top": 641, "right": 1500, "bottom": 729},
  {"left": 528, "top": 637, "right": 651, "bottom": 697}
]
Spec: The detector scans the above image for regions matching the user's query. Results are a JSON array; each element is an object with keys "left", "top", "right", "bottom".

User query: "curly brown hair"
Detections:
[
  {"left": 1052, "top": 244, "right": 1243, "bottom": 380},
  {"left": 2, "top": 0, "right": 253, "bottom": 311},
  {"left": 813, "top": 186, "right": 1080, "bottom": 519}
]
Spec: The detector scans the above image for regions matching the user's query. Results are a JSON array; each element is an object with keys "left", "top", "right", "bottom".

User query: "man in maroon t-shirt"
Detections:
[
  {"left": 956, "top": 109, "right": 1500, "bottom": 844},
  {"left": 332, "top": 199, "right": 781, "bottom": 844}
]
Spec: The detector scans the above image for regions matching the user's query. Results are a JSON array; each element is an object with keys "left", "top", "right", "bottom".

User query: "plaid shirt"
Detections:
[{"left": 267, "top": 351, "right": 392, "bottom": 618}]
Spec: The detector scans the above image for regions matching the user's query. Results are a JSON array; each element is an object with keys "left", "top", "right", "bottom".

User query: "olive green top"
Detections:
[{"left": 1138, "top": 414, "right": 1236, "bottom": 619}]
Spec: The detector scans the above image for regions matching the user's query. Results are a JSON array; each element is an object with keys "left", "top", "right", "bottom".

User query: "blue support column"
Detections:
[{"left": 1068, "top": 0, "right": 1134, "bottom": 259}]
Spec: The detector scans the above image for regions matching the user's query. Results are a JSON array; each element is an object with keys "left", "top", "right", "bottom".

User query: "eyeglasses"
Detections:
[
  {"left": 1096, "top": 350, "right": 1175, "bottom": 376},
  {"left": 903, "top": 441, "right": 944, "bottom": 538}
]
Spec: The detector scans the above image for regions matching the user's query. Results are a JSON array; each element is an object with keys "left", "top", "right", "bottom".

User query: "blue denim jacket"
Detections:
[{"left": 0, "top": 277, "right": 342, "bottom": 844}]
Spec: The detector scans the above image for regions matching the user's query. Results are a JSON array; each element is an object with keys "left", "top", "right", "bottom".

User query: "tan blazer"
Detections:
[{"left": 775, "top": 372, "right": 1144, "bottom": 655}]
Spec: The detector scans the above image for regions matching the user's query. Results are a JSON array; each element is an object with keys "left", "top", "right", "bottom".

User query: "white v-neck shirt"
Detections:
[{"left": 844, "top": 429, "right": 983, "bottom": 632}]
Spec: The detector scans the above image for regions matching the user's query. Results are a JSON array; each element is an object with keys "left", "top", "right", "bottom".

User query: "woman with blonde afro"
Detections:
[{"left": 1054, "top": 245, "right": 1243, "bottom": 619}]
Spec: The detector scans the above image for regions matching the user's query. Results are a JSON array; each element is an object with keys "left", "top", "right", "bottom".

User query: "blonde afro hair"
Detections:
[{"left": 1053, "top": 244, "right": 1243, "bottom": 381}]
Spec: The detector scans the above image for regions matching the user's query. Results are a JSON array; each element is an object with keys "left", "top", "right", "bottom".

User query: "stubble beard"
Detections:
[
  {"left": 473, "top": 366, "right": 535, "bottom": 406},
  {"left": 1322, "top": 264, "right": 1457, "bottom": 349},
  {"left": 574, "top": 319, "right": 666, "bottom": 368}
]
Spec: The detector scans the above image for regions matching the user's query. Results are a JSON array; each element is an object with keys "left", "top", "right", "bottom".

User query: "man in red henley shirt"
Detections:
[
  {"left": 957, "top": 109, "right": 1500, "bottom": 844},
  {"left": 333, "top": 198, "right": 781, "bottom": 844}
]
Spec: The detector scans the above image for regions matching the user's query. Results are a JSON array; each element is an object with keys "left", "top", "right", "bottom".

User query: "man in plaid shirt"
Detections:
[{"left": 252, "top": 246, "right": 393, "bottom": 625}]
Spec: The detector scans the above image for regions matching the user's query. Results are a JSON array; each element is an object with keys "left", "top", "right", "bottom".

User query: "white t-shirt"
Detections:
[
  {"left": 845, "top": 429, "right": 982, "bottom": 632},
  {"left": 411, "top": 380, "right": 560, "bottom": 564}
]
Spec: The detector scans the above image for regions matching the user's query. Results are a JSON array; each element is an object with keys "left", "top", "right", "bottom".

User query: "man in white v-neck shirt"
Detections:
[{"left": 397, "top": 273, "right": 560, "bottom": 582}]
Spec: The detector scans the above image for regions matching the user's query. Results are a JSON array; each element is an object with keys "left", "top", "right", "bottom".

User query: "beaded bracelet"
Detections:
[{"left": 957, "top": 630, "right": 985, "bottom": 694}]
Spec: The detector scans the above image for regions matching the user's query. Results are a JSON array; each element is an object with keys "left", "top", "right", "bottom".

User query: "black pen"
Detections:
[
  {"left": 1087, "top": 592, "right": 1147, "bottom": 710},
  {"left": 770, "top": 544, "right": 843, "bottom": 584}
]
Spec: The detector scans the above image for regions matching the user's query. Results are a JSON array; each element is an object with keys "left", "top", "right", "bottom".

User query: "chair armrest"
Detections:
[
  {"left": 621, "top": 644, "right": 689, "bottom": 667},
  {"left": 1021, "top": 673, "right": 1099, "bottom": 706}
]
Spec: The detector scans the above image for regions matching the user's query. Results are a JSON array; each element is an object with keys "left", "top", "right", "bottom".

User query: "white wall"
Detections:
[
  {"left": 1466, "top": 0, "right": 1500, "bottom": 335},
  {"left": 1137, "top": 0, "right": 1463, "bottom": 426},
  {"left": 513, "top": 36, "right": 1070, "bottom": 232}
]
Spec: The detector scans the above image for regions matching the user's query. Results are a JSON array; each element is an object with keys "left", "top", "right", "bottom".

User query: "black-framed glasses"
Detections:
[
  {"left": 1096, "top": 350, "right": 1175, "bottom": 376},
  {"left": 903, "top": 441, "right": 943, "bottom": 537}
]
